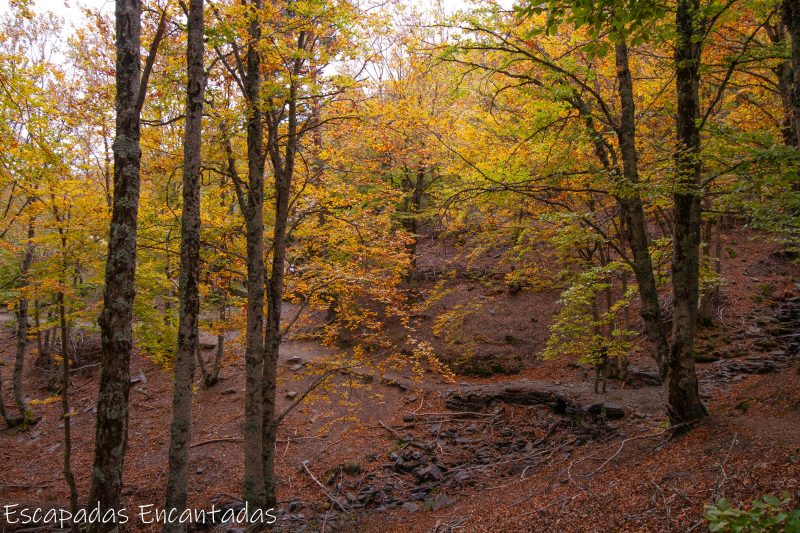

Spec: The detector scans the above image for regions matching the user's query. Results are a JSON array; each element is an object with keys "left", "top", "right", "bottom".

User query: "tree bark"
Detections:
[
  {"left": 89, "top": 0, "right": 144, "bottom": 525},
  {"left": 13, "top": 220, "right": 36, "bottom": 423},
  {"left": 0, "top": 359, "right": 20, "bottom": 426},
  {"left": 614, "top": 41, "right": 671, "bottom": 379},
  {"left": 262, "top": 159, "right": 291, "bottom": 511},
  {"left": 669, "top": 0, "right": 708, "bottom": 428},
  {"left": 767, "top": 17, "right": 798, "bottom": 146},
  {"left": 784, "top": 0, "right": 800, "bottom": 144},
  {"left": 241, "top": 0, "right": 267, "bottom": 508},
  {"left": 260, "top": 26, "right": 307, "bottom": 510},
  {"left": 164, "top": 0, "right": 204, "bottom": 529},
  {"left": 57, "top": 230, "right": 79, "bottom": 532}
]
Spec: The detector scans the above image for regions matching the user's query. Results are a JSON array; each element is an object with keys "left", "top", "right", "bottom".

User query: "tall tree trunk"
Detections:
[
  {"left": 13, "top": 220, "right": 36, "bottom": 423},
  {"left": 242, "top": 0, "right": 267, "bottom": 508},
  {"left": 164, "top": 0, "right": 204, "bottom": 529},
  {"left": 614, "top": 41, "right": 671, "bottom": 379},
  {"left": 766, "top": 17, "right": 798, "bottom": 146},
  {"left": 261, "top": 78, "right": 299, "bottom": 511},
  {"left": 261, "top": 169, "right": 290, "bottom": 511},
  {"left": 784, "top": 0, "right": 800, "bottom": 144},
  {"left": 89, "top": 0, "right": 144, "bottom": 524},
  {"left": 57, "top": 230, "right": 79, "bottom": 532},
  {"left": 669, "top": 0, "right": 708, "bottom": 428}
]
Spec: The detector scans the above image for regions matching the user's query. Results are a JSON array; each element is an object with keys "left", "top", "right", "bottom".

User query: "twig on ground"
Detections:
[
  {"left": 301, "top": 460, "right": 348, "bottom": 512},
  {"left": 190, "top": 437, "right": 242, "bottom": 448}
]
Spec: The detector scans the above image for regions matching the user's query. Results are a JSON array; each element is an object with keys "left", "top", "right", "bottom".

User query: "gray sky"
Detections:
[
  {"left": 0, "top": 0, "right": 113, "bottom": 31},
  {"left": 0, "top": 0, "right": 483, "bottom": 33}
]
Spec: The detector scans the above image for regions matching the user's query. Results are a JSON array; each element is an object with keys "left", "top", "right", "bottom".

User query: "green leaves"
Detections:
[
  {"left": 517, "top": 0, "right": 667, "bottom": 55},
  {"left": 705, "top": 494, "right": 800, "bottom": 532}
]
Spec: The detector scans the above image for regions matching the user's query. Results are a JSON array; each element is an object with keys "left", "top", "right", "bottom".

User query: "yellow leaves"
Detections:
[{"left": 30, "top": 394, "right": 60, "bottom": 406}]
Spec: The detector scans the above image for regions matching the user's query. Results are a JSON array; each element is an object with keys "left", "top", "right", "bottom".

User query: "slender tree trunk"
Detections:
[
  {"left": 669, "top": 0, "right": 708, "bottom": 428},
  {"left": 699, "top": 214, "right": 716, "bottom": 325},
  {"left": 261, "top": 80, "right": 299, "bottom": 510},
  {"left": 34, "top": 299, "right": 44, "bottom": 358},
  {"left": 89, "top": 0, "right": 143, "bottom": 524},
  {"left": 164, "top": 1, "right": 204, "bottom": 529},
  {"left": 13, "top": 220, "right": 36, "bottom": 423},
  {"left": 402, "top": 167, "right": 426, "bottom": 281},
  {"left": 713, "top": 215, "right": 722, "bottom": 306},
  {"left": 261, "top": 171, "right": 290, "bottom": 511},
  {"left": 57, "top": 231, "right": 79, "bottom": 533},
  {"left": 614, "top": 41, "right": 670, "bottom": 379},
  {"left": 242, "top": 0, "right": 267, "bottom": 508}
]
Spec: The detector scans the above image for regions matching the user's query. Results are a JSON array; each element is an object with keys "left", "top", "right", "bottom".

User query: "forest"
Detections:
[{"left": 0, "top": 0, "right": 799, "bottom": 530}]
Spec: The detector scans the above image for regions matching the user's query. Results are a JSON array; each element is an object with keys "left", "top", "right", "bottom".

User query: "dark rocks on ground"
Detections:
[
  {"left": 582, "top": 401, "right": 625, "bottom": 419},
  {"left": 412, "top": 464, "right": 444, "bottom": 482},
  {"left": 427, "top": 493, "right": 455, "bottom": 511},
  {"left": 451, "top": 353, "right": 523, "bottom": 377},
  {"left": 626, "top": 367, "right": 662, "bottom": 387},
  {"left": 445, "top": 381, "right": 617, "bottom": 423}
]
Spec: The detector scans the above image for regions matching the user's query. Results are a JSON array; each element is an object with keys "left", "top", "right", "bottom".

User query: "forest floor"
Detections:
[{"left": 1, "top": 226, "right": 799, "bottom": 532}]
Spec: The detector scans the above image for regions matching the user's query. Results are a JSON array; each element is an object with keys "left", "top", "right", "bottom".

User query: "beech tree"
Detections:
[
  {"left": 89, "top": 1, "right": 166, "bottom": 525},
  {"left": 164, "top": 0, "right": 205, "bottom": 528}
]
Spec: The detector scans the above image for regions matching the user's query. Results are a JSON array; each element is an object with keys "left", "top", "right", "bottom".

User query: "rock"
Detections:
[
  {"left": 380, "top": 377, "right": 410, "bottom": 391},
  {"left": 429, "top": 493, "right": 454, "bottom": 511},
  {"left": 221, "top": 388, "right": 237, "bottom": 395},
  {"left": 286, "top": 500, "right": 303, "bottom": 513},
  {"left": 403, "top": 414, "right": 416, "bottom": 423},
  {"left": 342, "top": 462, "right": 362, "bottom": 474},
  {"left": 582, "top": 401, "right": 625, "bottom": 419},
  {"left": 452, "top": 353, "right": 523, "bottom": 377},
  {"left": 453, "top": 470, "right": 470, "bottom": 483},
  {"left": 409, "top": 484, "right": 433, "bottom": 500},
  {"left": 403, "top": 502, "right": 420, "bottom": 512},
  {"left": 130, "top": 370, "right": 147, "bottom": 385},
  {"left": 445, "top": 380, "right": 600, "bottom": 422},
  {"left": 290, "top": 364, "right": 303, "bottom": 372},
  {"left": 286, "top": 356, "right": 304, "bottom": 365},
  {"left": 627, "top": 367, "right": 662, "bottom": 386},
  {"left": 754, "top": 338, "right": 779, "bottom": 349},
  {"left": 196, "top": 467, "right": 204, "bottom": 474},
  {"left": 413, "top": 464, "right": 444, "bottom": 482},
  {"left": 286, "top": 391, "right": 298, "bottom": 400},
  {"left": 335, "top": 495, "right": 349, "bottom": 508},
  {"left": 694, "top": 354, "right": 720, "bottom": 363}
]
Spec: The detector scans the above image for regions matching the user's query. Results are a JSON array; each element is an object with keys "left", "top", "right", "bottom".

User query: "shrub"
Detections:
[{"left": 705, "top": 494, "right": 800, "bottom": 532}]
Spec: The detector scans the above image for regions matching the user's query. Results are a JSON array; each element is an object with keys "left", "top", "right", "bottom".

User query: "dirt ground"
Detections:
[{"left": 1, "top": 226, "right": 799, "bottom": 532}]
